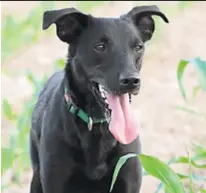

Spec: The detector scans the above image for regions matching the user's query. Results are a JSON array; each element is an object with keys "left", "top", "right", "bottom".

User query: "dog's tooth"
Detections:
[
  {"left": 102, "top": 91, "right": 106, "bottom": 97},
  {"left": 100, "top": 90, "right": 105, "bottom": 98},
  {"left": 99, "top": 85, "right": 106, "bottom": 97},
  {"left": 99, "top": 85, "right": 103, "bottom": 92}
]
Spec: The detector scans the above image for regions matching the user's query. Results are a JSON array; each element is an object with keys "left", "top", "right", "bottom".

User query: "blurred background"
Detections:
[{"left": 1, "top": 1, "right": 206, "bottom": 193}]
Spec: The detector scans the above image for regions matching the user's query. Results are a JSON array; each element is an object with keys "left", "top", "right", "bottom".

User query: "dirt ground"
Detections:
[{"left": 1, "top": 1, "right": 206, "bottom": 193}]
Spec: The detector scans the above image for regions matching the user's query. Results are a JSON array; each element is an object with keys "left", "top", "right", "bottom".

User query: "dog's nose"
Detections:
[{"left": 119, "top": 73, "right": 140, "bottom": 90}]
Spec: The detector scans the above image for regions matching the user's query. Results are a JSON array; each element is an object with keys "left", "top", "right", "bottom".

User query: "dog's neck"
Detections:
[
  {"left": 63, "top": 56, "right": 117, "bottom": 180},
  {"left": 64, "top": 59, "right": 105, "bottom": 120}
]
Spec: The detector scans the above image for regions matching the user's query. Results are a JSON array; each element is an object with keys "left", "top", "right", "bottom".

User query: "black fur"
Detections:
[{"left": 30, "top": 5, "right": 169, "bottom": 193}]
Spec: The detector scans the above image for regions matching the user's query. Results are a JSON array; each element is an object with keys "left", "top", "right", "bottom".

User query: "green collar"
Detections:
[{"left": 64, "top": 86, "right": 110, "bottom": 131}]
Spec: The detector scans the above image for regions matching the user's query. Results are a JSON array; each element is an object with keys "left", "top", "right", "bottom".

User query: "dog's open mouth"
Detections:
[{"left": 92, "top": 83, "right": 139, "bottom": 145}]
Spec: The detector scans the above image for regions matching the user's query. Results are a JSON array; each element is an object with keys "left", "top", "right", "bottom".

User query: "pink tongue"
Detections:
[{"left": 106, "top": 94, "right": 139, "bottom": 144}]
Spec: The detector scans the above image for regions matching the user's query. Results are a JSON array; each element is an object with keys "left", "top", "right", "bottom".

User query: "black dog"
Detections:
[{"left": 29, "top": 5, "right": 169, "bottom": 193}]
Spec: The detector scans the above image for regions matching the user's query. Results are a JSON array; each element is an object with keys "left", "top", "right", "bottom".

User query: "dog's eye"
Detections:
[
  {"left": 134, "top": 44, "right": 143, "bottom": 52},
  {"left": 94, "top": 43, "right": 106, "bottom": 52}
]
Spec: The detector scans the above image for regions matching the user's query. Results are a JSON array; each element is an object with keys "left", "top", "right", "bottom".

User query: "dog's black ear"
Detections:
[
  {"left": 124, "top": 5, "right": 169, "bottom": 42},
  {"left": 42, "top": 8, "right": 89, "bottom": 43}
]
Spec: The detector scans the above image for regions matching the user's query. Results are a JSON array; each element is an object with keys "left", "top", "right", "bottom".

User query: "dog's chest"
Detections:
[
  {"left": 75, "top": 123, "right": 117, "bottom": 180},
  {"left": 69, "top": 141, "right": 119, "bottom": 193},
  {"left": 69, "top": 168, "right": 114, "bottom": 193}
]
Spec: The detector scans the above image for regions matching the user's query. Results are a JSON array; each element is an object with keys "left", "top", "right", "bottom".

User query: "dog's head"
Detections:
[
  {"left": 43, "top": 5, "right": 168, "bottom": 97},
  {"left": 43, "top": 6, "right": 169, "bottom": 144}
]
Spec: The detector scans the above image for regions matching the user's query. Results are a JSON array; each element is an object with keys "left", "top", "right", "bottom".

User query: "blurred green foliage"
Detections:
[
  {"left": 1, "top": 71, "right": 48, "bottom": 187},
  {"left": 76, "top": 1, "right": 106, "bottom": 12},
  {"left": 1, "top": 1, "right": 107, "bottom": 190},
  {"left": 2, "top": 2, "right": 56, "bottom": 63},
  {"left": 177, "top": 58, "right": 206, "bottom": 101},
  {"left": 1, "top": 1, "right": 107, "bottom": 63}
]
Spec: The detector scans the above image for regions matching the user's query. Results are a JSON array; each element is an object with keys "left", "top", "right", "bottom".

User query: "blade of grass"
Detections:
[
  {"left": 192, "top": 85, "right": 200, "bottom": 99},
  {"left": 111, "top": 153, "right": 186, "bottom": 193},
  {"left": 110, "top": 153, "right": 137, "bottom": 192},
  {"left": 138, "top": 154, "right": 186, "bottom": 193},
  {"left": 1, "top": 148, "right": 16, "bottom": 176},
  {"left": 174, "top": 105, "right": 205, "bottom": 117},
  {"left": 177, "top": 173, "right": 206, "bottom": 182},
  {"left": 169, "top": 156, "right": 206, "bottom": 169},
  {"left": 154, "top": 182, "right": 164, "bottom": 193},
  {"left": 186, "top": 148, "right": 195, "bottom": 193},
  {"left": 177, "top": 59, "right": 190, "bottom": 101}
]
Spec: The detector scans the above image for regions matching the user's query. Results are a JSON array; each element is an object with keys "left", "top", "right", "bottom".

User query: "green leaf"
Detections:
[
  {"left": 110, "top": 153, "right": 137, "bottom": 192},
  {"left": 155, "top": 173, "right": 206, "bottom": 193},
  {"left": 26, "top": 70, "right": 38, "bottom": 86},
  {"left": 14, "top": 151, "right": 30, "bottom": 183},
  {"left": 199, "top": 188, "right": 206, "bottom": 193},
  {"left": 169, "top": 156, "right": 206, "bottom": 169},
  {"left": 176, "top": 57, "right": 206, "bottom": 100},
  {"left": 190, "top": 57, "right": 206, "bottom": 91},
  {"left": 186, "top": 148, "right": 195, "bottom": 193},
  {"left": 8, "top": 131, "right": 18, "bottom": 150},
  {"left": 2, "top": 99, "right": 17, "bottom": 121},
  {"left": 193, "top": 144, "right": 206, "bottom": 160},
  {"left": 178, "top": 1, "right": 192, "bottom": 10},
  {"left": 1, "top": 148, "right": 16, "bottom": 176},
  {"left": 177, "top": 173, "right": 206, "bottom": 181},
  {"left": 192, "top": 150, "right": 206, "bottom": 162},
  {"left": 177, "top": 59, "right": 189, "bottom": 101},
  {"left": 174, "top": 105, "right": 205, "bottom": 117},
  {"left": 154, "top": 182, "right": 164, "bottom": 193},
  {"left": 138, "top": 154, "right": 186, "bottom": 193},
  {"left": 55, "top": 58, "right": 65, "bottom": 70},
  {"left": 111, "top": 154, "right": 186, "bottom": 193},
  {"left": 164, "top": 185, "right": 171, "bottom": 193},
  {"left": 192, "top": 85, "right": 200, "bottom": 99}
]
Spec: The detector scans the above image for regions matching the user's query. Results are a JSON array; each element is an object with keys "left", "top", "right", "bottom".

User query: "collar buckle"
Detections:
[{"left": 88, "top": 117, "right": 93, "bottom": 131}]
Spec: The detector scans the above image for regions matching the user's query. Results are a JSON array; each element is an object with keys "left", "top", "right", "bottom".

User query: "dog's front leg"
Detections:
[
  {"left": 111, "top": 156, "right": 142, "bottom": 193},
  {"left": 39, "top": 137, "right": 75, "bottom": 193}
]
